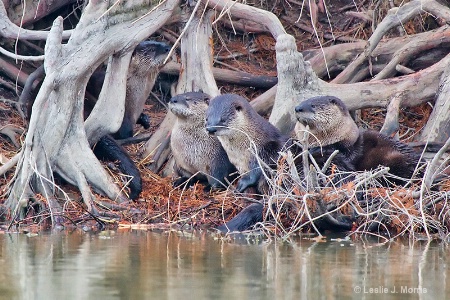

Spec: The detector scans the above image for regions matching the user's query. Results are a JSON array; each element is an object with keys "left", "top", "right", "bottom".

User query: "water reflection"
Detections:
[{"left": 0, "top": 230, "right": 447, "bottom": 300}]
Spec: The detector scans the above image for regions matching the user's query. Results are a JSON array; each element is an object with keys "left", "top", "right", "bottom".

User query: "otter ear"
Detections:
[
  {"left": 235, "top": 104, "right": 242, "bottom": 112},
  {"left": 330, "top": 97, "right": 337, "bottom": 104}
]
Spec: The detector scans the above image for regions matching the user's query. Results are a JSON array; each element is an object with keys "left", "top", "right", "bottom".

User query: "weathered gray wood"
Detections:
[
  {"left": 6, "top": 0, "right": 180, "bottom": 220},
  {"left": 0, "top": 1, "right": 73, "bottom": 40},
  {"left": 206, "top": 0, "right": 286, "bottom": 38},
  {"left": 3, "top": 0, "right": 77, "bottom": 26},
  {"left": 333, "top": 0, "right": 450, "bottom": 84},
  {"left": 270, "top": 43, "right": 450, "bottom": 135},
  {"left": 269, "top": 0, "right": 450, "bottom": 135},
  {"left": 271, "top": 34, "right": 321, "bottom": 134},
  {"left": 419, "top": 66, "right": 450, "bottom": 143}
]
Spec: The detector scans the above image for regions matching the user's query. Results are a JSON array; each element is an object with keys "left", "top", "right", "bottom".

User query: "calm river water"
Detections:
[{"left": 0, "top": 230, "right": 447, "bottom": 300}]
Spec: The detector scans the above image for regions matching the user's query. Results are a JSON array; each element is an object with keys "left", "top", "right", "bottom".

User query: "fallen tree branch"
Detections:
[
  {"left": 207, "top": 0, "right": 286, "bottom": 38},
  {"left": 0, "top": 46, "right": 45, "bottom": 61},
  {"left": 305, "top": 26, "right": 450, "bottom": 80},
  {"left": 0, "top": 57, "right": 29, "bottom": 87},
  {"left": 0, "top": 2, "right": 73, "bottom": 40},
  {"left": 372, "top": 27, "right": 450, "bottom": 80},
  {"left": 161, "top": 61, "right": 277, "bottom": 89},
  {"left": 4, "top": 0, "right": 78, "bottom": 27},
  {"left": 0, "top": 152, "right": 21, "bottom": 176},
  {"left": 270, "top": 32, "right": 450, "bottom": 134},
  {"left": 333, "top": 0, "right": 450, "bottom": 84}
]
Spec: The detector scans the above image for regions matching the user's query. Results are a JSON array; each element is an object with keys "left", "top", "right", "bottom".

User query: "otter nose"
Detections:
[
  {"left": 169, "top": 98, "right": 177, "bottom": 104},
  {"left": 206, "top": 126, "right": 217, "bottom": 134},
  {"left": 295, "top": 105, "right": 303, "bottom": 113}
]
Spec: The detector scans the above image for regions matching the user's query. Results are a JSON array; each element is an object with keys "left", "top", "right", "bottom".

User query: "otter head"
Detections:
[
  {"left": 130, "top": 41, "right": 171, "bottom": 75},
  {"left": 205, "top": 94, "right": 251, "bottom": 136},
  {"left": 169, "top": 92, "right": 210, "bottom": 122},
  {"left": 294, "top": 95, "right": 359, "bottom": 147}
]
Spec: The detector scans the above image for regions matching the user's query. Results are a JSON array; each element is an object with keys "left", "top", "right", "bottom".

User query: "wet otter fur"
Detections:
[
  {"left": 92, "top": 136, "right": 142, "bottom": 200},
  {"left": 294, "top": 95, "right": 422, "bottom": 183},
  {"left": 169, "top": 92, "right": 236, "bottom": 190},
  {"left": 205, "top": 94, "right": 288, "bottom": 232},
  {"left": 205, "top": 94, "right": 289, "bottom": 194},
  {"left": 217, "top": 202, "right": 264, "bottom": 232}
]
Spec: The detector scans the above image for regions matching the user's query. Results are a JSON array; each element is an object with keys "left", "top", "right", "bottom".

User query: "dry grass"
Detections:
[{"left": 256, "top": 155, "right": 450, "bottom": 241}]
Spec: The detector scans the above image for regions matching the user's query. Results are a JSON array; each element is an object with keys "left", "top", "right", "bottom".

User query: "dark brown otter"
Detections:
[
  {"left": 205, "top": 93, "right": 290, "bottom": 194},
  {"left": 205, "top": 94, "right": 289, "bottom": 232},
  {"left": 169, "top": 92, "right": 236, "bottom": 190},
  {"left": 294, "top": 95, "right": 422, "bottom": 183}
]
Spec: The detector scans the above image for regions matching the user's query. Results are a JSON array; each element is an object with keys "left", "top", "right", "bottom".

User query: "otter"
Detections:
[
  {"left": 20, "top": 40, "right": 171, "bottom": 134},
  {"left": 115, "top": 40, "right": 171, "bottom": 139},
  {"left": 205, "top": 93, "right": 290, "bottom": 194},
  {"left": 294, "top": 95, "right": 422, "bottom": 183},
  {"left": 93, "top": 41, "right": 171, "bottom": 199},
  {"left": 216, "top": 202, "right": 264, "bottom": 232},
  {"left": 86, "top": 40, "right": 171, "bottom": 139},
  {"left": 205, "top": 94, "right": 289, "bottom": 232},
  {"left": 20, "top": 40, "right": 172, "bottom": 200},
  {"left": 169, "top": 92, "right": 236, "bottom": 190}
]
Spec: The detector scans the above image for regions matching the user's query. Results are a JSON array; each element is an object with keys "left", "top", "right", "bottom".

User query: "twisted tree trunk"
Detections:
[{"left": 6, "top": 0, "right": 180, "bottom": 223}]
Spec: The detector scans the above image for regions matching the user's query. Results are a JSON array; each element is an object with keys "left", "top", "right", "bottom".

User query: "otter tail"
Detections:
[
  {"left": 93, "top": 136, "right": 142, "bottom": 200},
  {"left": 218, "top": 203, "right": 263, "bottom": 232}
]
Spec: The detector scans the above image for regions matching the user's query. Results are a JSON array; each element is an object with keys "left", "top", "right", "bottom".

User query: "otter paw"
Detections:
[{"left": 137, "top": 113, "right": 151, "bottom": 129}]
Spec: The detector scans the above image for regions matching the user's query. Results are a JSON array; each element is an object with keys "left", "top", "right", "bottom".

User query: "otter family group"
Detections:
[{"left": 168, "top": 92, "right": 422, "bottom": 231}]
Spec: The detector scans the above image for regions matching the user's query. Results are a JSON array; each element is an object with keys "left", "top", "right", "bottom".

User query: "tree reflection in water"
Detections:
[{"left": 0, "top": 231, "right": 447, "bottom": 299}]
